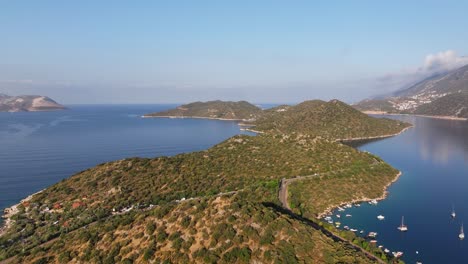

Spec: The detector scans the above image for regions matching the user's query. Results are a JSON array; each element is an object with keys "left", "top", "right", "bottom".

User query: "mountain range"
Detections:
[
  {"left": 0, "top": 94, "right": 65, "bottom": 112},
  {"left": 354, "top": 64, "right": 468, "bottom": 119}
]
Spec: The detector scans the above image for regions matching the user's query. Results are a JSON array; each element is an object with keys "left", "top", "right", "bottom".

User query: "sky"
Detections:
[{"left": 1, "top": 1, "right": 468, "bottom": 104}]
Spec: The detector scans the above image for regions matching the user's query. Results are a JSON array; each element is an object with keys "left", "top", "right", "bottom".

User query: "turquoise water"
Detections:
[
  {"left": 334, "top": 116, "right": 468, "bottom": 263},
  {"left": 0, "top": 105, "right": 254, "bottom": 214}
]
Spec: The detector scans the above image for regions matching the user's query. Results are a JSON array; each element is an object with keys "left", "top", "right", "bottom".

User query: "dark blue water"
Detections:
[
  {"left": 333, "top": 116, "right": 468, "bottom": 263},
  {"left": 0, "top": 105, "right": 254, "bottom": 215}
]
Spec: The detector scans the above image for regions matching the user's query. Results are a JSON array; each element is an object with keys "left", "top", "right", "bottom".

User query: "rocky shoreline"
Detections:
[
  {"left": 0, "top": 190, "right": 43, "bottom": 237},
  {"left": 336, "top": 125, "right": 413, "bottom": 143},
  {"left": 317, "top": 171, "right": 402, "bottom": 218}
]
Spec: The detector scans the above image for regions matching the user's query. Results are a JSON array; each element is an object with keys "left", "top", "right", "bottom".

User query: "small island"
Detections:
[
  {"left": 0, "top": 94, "right": 65, "bottom": 112},
  {"left": 0, "top": 99, "right": 411, "bottom": 263}
]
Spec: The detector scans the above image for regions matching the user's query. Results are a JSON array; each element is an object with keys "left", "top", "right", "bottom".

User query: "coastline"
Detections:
[
  {"left": 0, "top": 190, "right": 44, "bottom": 237},
  {"left": 317, "top": 171, "right": 402, "bottom": 218},
  {"left": 336, "top": 125, "right": 413, "bottom": 143},
  {"left": 362, "top": 111, "right": 467, "bottom": 121},
  {"left": 141, "top": 115, "right": 247, "bottom": 121}
]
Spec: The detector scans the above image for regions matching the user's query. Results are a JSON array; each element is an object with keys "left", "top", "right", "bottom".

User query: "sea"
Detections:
[{"left": 1, "top": 106, "right": 467, "bottom": 263}]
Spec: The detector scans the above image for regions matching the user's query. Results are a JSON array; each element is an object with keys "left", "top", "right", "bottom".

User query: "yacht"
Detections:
[
  {"left": 397, "top": 216, "right": 408, "bottom": 232},
  {"left": 451, "top": 206, "right": 456, "bottom": 219},
  {"left": 368, "top": 199, "right": 378, "bottom": 205},
  {"left": 459, "top": 223, "right": 465, "bottom": 240},
  {"left": 377, "top": 215, "right": 385, "bottom": 220},
  {"left": 345, "top": 214, "right": 352, "bottom": 217},
  {"left": 392, "top": 251, "right": 404, "bottom": 258}
]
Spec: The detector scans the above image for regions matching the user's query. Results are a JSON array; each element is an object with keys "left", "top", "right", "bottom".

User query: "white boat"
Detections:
[
  {"left": 368, "top": 232, "right": 378, "bottom": 238},
  {"left": 459, "top": 223, "right": 465, "bottom": 240},
  {"left": 338, "top": 207, "right": 345, "bottom": 212},
  {"left": 397, "top": 216, "right": 408, "bottom": 232},
  {"left": 350, "top": 228, "right": 358, "bottom": 232},
  {"left": 345, "top": 214, "right": 352, "bottom": 217},
  {"left": 384, "top": 248, "right": 390, "bottom": 253},
  {"left": 377, "top": 215, "right": 385, "bottom": 220},
  {"left": 354, "top": 203, "right": 361, "bottom": 207},
  {"left": 336, "top": 214, "right": 341, "bottom": 218},
  {"left": 343, "top": 225, "right": 349, "bottom": 230},
  {"left": 368, "top": 199, "right": 378, "bottom": 205},
  {"left": 392, "top": 251, "right": 404, "bottom": 258},
  {"left": 451, "top": 206, "right": 456, "bottom": 219},
  {"left": 359, "top": 230, "right": 364, "bottom": 234},
  {"left": 345, "top": 203, "right": 352, "bottom": 208}
]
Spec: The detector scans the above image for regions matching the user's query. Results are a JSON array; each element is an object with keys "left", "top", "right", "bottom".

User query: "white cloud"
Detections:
[
  {"left": 422, "top": 50, "right": 468, "bottom": 72},
  {"left": 374, "top": 50, "right": 468, "bottom": 94}
]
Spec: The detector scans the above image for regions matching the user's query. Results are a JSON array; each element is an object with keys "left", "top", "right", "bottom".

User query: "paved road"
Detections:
[{"left": 278, "top": 174, "right": 386, "bottom": 264}]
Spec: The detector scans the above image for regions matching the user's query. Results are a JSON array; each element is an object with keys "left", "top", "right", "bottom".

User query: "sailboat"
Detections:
[
  {"left": 459, "top": 223, "right": 464, "bottom": 240},
  {"left": 451, "top": 205, "right": 456, "bottom": 219},
  {"left": 397, "top": 216, "right": 408, "bottom": 232}
]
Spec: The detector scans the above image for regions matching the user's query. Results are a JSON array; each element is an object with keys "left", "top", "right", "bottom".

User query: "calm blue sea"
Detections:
[
  {"left": 0, "top": 105, "right": 254, "bottom": 215},
  {"left": 1, "top": 106, "right": 467, "bottom": 263},
  {"left": 334, "top": 115, "right": 468, "bottom": 263}
]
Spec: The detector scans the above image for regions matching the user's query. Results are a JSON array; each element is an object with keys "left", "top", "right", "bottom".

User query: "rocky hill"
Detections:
[
  {"left": 0, "top": 100, "right": 409, "bottom": 263},
  {"left": 143, "top": 100, "right": 262, "bottom": 120},
  {"left": 0, "top": 94, "right": 65, "bottom": 112},
  {"left": 354, "top": 64, "right": 468, "bottom": 119}
]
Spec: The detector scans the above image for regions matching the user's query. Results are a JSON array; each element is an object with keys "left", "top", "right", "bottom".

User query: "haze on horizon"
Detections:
[{"left": 1, "top": 1, "right": 468, "bottom": 104}]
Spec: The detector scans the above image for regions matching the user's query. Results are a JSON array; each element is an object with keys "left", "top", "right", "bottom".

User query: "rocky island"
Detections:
[
  {"left": 0, "top": 94, "right": 65, "bottom": 112},
  {"left": 0, "top": 99, "right": 411, "bottom": 263}
]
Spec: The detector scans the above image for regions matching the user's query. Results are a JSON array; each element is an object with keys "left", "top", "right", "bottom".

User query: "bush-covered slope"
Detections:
[
  {"left": 144, "top": 100, "right": 262, "bottom": 120},
  {"left": 253, "top": 99, "right": 409, "bottom": 139}
]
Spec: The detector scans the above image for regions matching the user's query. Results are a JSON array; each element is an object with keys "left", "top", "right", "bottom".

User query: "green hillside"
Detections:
[
  {"left": 0, "top": 100, "right": 409, "bottom": 263},
  {"left": 143, "top": 100, "right": 262, "bottom": 120},
  {"left": 252, "top": 99, "right": 409, "bottom": 139}
]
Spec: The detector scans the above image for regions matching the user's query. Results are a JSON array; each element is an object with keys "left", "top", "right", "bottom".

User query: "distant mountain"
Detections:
[
  {"left": 251, "top": 99, "right": 410, "bottom": 140},
  {"left": 144, "top": 100, "right": 262, "bottom": 120},
  {"left": 413, "top": 92, "right": 468, "bottom": 118},
  {"left": 354, "top": 64, "right": 468, "bottom": 119},
  {"left": 0, "top": 94, "right": 65, "bottom": 112}
]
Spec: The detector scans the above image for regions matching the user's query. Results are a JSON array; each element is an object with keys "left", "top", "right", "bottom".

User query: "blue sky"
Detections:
[{"left": 1, "top": 1, "right": 468, "bottom": 104}]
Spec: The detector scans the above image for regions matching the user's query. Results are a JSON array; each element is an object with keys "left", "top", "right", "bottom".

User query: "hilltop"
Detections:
[
  {"left": 0, "top": 94, "right": 65, "bottom": 112},
  {"left": 251, "top": 99, "right": 410, "bottom": 140},
  {"left": 143, "top": 100, "right": 262, "bottom": 120},
  {"left": 0, "top": 100, "right": 409, "bottom": 263},
  {"left": 354, "top": 64, "right": 468, "bottom": 119}
]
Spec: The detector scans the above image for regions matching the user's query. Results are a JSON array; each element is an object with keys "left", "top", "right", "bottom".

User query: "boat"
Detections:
[
  {"left": 397, "top": 216, "right": 408, "bottom": 232},
  {"left": 354, "top": 203, "right": 361, "bottom": 207},
  {"left": 345, "top": 203, "right": 352, "bottom": 208},
  {"left": 392, "top": 251, "right": 403, "bottom": 258},
  {"left": 368, "top": 199, "right": 378, "bottom": 205},
  {"left": 350, "top": 228, "right": 358, "bottom": 232},
  {"left": 343, "top": 226, "right": 349, "bottom": 230},
  {"left": 336, "top": 214, "right": 341, "bottom": 218},
  {"left": 459, "top": 223, "right": 465, "bottom": 240},
  {"left": 367, "top": 232, "right": 378, "bottom": 238},
  {"left": 451, "top": 205, "right": 456, "bottom": 219},
  {"left": 338, "top": 207, "right": 345, "bottom": 212},
  {"left": 384, "top": 248, "right": 390, "bottom": 253},
  {"left": 377, "top": 215, "right": 385, "bottom": 220},
  {"left": 345, "top": 214, "right": 352, "bottom": 217},
  {"left": 359, "top": 230, "right": 364, "bottom": 234}
]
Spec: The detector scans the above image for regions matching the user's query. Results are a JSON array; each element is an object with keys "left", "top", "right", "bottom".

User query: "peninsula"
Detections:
[
  {"left": 0, "top": 99, "right": 411, "bottom": 263},
  {"left": 143, "top": 100, "right": 262, "bottom": 121},
  {"left": 0, "top": 94, "right": 65, "bottom": 112}
]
